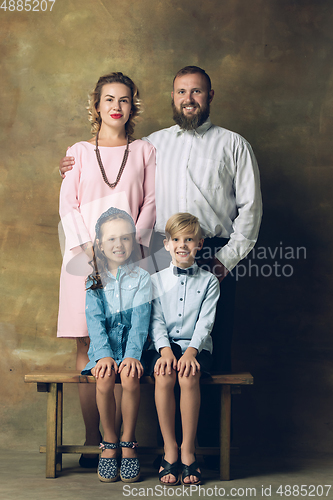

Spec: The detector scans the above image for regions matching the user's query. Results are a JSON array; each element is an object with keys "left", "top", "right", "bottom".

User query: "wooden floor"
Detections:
[{"left": 2, "top": 450, "right": 333, "bottom": 500}]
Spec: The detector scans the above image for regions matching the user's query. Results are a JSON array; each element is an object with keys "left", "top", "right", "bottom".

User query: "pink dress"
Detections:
[{"left": 57, "top": 139, "right": 156, "bottom": 338}]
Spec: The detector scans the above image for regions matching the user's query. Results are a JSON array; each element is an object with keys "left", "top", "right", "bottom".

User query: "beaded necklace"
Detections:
[{"left": 94, "top": 131, "right": 130, "bottom": 188}]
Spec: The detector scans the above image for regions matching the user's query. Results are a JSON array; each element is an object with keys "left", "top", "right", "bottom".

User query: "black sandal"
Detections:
[
  {"left": 181, "top": 460, "right": 201, "bottom": 485},
  {"left": 79, "top": 454, "right": 99, "bottom": 469},
  {"left": 158, "top": 457, "right": 180, "bottom": 485}
]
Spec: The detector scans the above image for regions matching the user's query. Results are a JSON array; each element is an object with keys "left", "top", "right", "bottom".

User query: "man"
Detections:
[
  {"left": 143, "top": 66, "right": 262, "bottom": 466},
  {"left": 60, "top": 66, "right": 262, "bottom": 371},
  {"left": 143, "top": 66, "right": 262, "bottom": 371}
]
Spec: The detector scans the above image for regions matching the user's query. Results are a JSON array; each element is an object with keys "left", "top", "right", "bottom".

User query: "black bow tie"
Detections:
[{"left": 173, "top": 266, "right": 194, "bottom": 276}]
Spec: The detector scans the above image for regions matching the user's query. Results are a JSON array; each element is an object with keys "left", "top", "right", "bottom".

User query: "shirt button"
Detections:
[
  {"left": 176, "top": 330, "right": 179, "bottom": 333},
  {"left": 117, "top": 309, "right": 119, "bottom": 313},
  {"left": 181, "top": 282, "right": 184, "bottom": 285},
  {"left": 116, "top": 294, "right": 119, "bottom": 298},
  {"left": 178, "top": 313, "right": 181, "bottom": 317},
  {"left": 180, "top": 298, "right": 183, "bottom": 301}
]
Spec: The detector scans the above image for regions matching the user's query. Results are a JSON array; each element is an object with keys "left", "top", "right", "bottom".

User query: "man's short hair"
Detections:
[
  {"left": 165, "top": 213, "right": 203, "bottom": 240},
  {"left": 173, "top": 66, "right": 212, "bottom": 93}
]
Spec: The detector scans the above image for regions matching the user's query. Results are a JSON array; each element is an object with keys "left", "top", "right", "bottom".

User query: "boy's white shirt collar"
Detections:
[
  {"left": 152, "top": 262, "right": 199, "bottom": 300},
  {"left": 170, "top": 261, "right": 199, "bottom": 274}
]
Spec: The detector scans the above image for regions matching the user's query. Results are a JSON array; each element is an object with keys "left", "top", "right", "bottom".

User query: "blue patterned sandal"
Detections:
[
  {"left": 97, "top": 441, "right": 119, "bottom": 482},
  {"left": 119, "top": 441, "right": 140, "bottom": 483}
]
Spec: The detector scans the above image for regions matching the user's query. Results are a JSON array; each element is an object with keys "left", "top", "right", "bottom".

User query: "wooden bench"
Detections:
[{"left": 24, "top": 371, "right": 253, "bottom": 480}]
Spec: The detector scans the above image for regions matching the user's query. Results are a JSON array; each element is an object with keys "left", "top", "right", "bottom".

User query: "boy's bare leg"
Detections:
[
  {"left": 94, "top": 371, "right": 117, "bottom": 458},
  {"left": 114, "top": 384, "right": 123, "bottom": 437},
  {"left": 179, "top": 371, "right": 201, "bottom": 484},
  {"left": 76, "top": 338, "right": 102, "bottom": 457},
  {"left": 154, "top": 370, "right": 179, "bottom": 483},
  {"left": 120, "top": 372, "right": 140, "bottom": 458}
]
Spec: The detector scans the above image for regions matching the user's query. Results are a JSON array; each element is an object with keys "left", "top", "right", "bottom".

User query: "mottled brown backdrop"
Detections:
[{"left": 1, "top": 0, "right": 333, "bottom": 457}]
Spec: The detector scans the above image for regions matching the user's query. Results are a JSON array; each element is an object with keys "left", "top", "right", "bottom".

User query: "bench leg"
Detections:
[
  {"left": 45, "top": 383, "right": 63, "bottom": 478},
  {"left": 56, "top": 383, "right": 63, "bottom": 472},
  {"left": 46, "top": 383, "right": 58, "bottom": 478},
  {"left": 220, "top": 385, "right": 231, "bottom": 480}
]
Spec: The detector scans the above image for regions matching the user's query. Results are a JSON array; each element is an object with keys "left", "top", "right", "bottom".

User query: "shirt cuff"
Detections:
[
  {"left": 123, "top": 349, "right": 141, "bottom": 361},
  {"left": 93, "top": 347, "right": 114, "bottom": 361},
  {"left": 154, "top": 338, "right": 171, "bottom": 353},
  {"left": 136, "top": 227, "right": 154, "bottom": 249},
  {"left": 188, "top": 339, "right": 203, "bottom": 353},
  {"left": 216, "top": 238, "right": 257, "bottom": 271}
]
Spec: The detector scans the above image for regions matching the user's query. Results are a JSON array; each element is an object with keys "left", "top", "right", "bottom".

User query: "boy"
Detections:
[{"left": 148, "top": 213, "right": 220, "bottom": 486}]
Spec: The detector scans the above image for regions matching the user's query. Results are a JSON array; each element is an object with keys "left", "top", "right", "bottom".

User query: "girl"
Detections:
[
  {"left": 57, "top": 72, "right": 155, "bottom": 467},
  {"left": 82, "top": 207, "right": 152, "bottom": 483}
]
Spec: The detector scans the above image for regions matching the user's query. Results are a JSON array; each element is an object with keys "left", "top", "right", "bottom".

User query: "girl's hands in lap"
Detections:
[
  {"left": 119, "top": 358, "right": 144, "bottom": 378},
  {"left": 92, "top": 357, "right": 118, "bottom": 379}
]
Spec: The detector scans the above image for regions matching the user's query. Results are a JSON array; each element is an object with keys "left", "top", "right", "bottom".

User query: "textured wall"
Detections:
[{"left": 1, "top": 0, "right": 333, "bottom": 455}]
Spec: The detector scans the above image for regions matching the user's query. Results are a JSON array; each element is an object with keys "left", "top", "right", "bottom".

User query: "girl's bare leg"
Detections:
[
  {"left": 120, "top": 372, "right": 140, "bottom": 458},
  {"left": 154, "top": 370, "right": 179, "bottom": 483},
  {"left": 94, "top": 370, "right": 118, "bottom": 458},
  {"left": 178, "top": 371, "right": 201, "bottom": 484},
  {"left": 76, "top": 338, "right": 101, "bottom": 457},
  {"left": 114, "top": 384, "right": 123, "bottom": 437}
]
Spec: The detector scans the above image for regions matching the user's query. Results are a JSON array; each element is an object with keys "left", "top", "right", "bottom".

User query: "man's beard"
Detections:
[{"left": 172, "top": 99, "right": 210, "bottom": 130}]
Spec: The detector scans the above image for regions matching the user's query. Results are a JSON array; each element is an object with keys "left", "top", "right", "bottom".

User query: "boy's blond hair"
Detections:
[{"left": 165, "top": 213, "right": 203, "bottom": 240}]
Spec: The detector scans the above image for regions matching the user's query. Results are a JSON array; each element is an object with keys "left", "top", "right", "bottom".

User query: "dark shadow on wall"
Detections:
[{"left": 231, "top": 165, "right": 333, "bottom": 459}]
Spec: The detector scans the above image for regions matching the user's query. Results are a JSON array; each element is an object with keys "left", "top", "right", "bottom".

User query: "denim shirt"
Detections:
[{"left": 82, "top": 265, "right": 152, "bottom": 374}]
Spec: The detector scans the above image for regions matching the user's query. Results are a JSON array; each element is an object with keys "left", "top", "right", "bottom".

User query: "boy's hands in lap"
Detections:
[
  {"left": 119, "top": 357, "right": 144, "bottom": 378},
  {"left": 92, "top": 357, "right": 118, "bottom": 379},
  {"left": 155, "top": 347, "right": 177, "bottom": 375},
  {"left": 177, "top": 347, "right": 200, "bottom": 377}
]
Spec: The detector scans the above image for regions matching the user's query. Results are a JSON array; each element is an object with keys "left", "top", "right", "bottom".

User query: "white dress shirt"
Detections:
[
  {"left": 143, "top": 118, "right": 262, "bottom": 271},
  {"left": 149, "top": 262, "right": 220, "bottom": 354}
]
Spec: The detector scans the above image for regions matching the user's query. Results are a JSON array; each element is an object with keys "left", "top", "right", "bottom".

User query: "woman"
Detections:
[{"left": 57, "top": 72, "right": 156, "bottom": 467}]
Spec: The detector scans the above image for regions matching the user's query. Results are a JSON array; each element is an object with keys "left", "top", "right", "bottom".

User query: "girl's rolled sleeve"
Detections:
[
  {"left": 123, "top": 272, "right": 152, "bottom": 360},
  {"left": 85, "top": 287, "right": 114, "bottom": 362}
]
